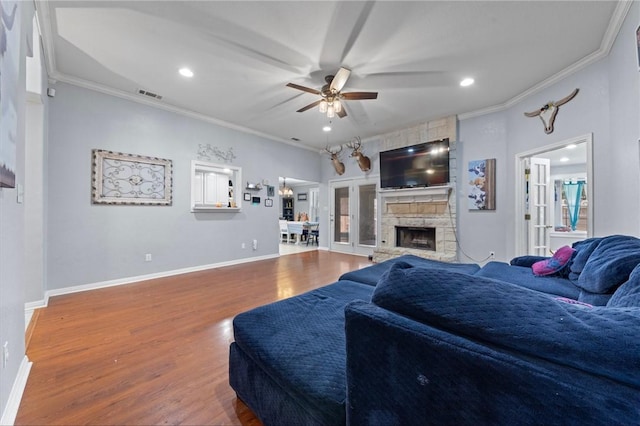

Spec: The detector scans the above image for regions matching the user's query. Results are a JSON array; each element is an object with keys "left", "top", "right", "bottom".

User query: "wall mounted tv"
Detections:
[{"left": 379, "top": 138, "right": 450, "bottom": 189}]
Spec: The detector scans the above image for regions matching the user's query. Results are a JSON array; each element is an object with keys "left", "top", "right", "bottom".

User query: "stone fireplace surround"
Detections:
[
  {"left": 373, "top": 116, "right": 458, "bottom": 263},
  {"left": 373, "top": 186, "right": 457, "bottom": 263}
]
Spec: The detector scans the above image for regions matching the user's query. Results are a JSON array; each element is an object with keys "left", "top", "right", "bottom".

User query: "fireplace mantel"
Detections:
[{"left": 379, "top": 185, "right": 451, "bottom": 205}]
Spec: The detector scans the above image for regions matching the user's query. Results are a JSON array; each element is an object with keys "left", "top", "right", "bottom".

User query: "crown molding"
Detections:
[{"left": 459, "top": 1, "right": 632, "bottom": 121}]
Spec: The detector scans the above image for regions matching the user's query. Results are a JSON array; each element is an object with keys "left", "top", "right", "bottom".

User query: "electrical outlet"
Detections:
[
  {"left": 252, "top": 239, "right": 258, "bottom": 250},
  {"left": 3, "top": 341, "right": 8, "bottom": 368},
  {"left": 145, "top": 253, "right": 152, "bottom": 262},
  {"left": 241, "top": 243, "right": 246, "bottom": 249},
  {"left": 489, "top": 251, "right": 495, "bottom": 259}
]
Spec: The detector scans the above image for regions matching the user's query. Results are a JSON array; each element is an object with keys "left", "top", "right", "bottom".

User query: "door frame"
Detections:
[{"left": 514, "top": 133, "right": 593, "bottom": 256}]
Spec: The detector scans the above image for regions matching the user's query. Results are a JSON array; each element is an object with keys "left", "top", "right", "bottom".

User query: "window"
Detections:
[{"left": 191, "top": 160, "right": 242, "bottom": 212}]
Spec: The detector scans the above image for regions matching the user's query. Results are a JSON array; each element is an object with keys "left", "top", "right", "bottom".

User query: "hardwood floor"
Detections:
[{"left": 16, "top": 251, "right": 372, "bottom": 425}]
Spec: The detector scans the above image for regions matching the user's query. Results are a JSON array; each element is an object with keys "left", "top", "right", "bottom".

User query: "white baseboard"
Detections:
[
  {"left": 41, "top": 253, "right": 280, "bottom": 300},
  {"left": 0, "top": 356, "right": 32, "bottom": 426}
]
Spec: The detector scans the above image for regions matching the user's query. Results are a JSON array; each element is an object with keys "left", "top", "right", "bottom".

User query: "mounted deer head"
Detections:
[
  {"left": 325, "top": 145, "right": 345, "bottom": 175},
  {"left": 346, "top": 137, "right": 371, "bottom": 172},
  {"left": 524, "top": 88, "right": 579, "bottom": 134}
]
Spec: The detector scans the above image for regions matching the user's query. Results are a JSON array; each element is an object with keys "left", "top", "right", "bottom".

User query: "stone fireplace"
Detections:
[
  {"left": 373, "top": 186, "right": 457, "bottom": 262},
  {"left": 373, "top": 115, "right": 458, "bottom": 263}
]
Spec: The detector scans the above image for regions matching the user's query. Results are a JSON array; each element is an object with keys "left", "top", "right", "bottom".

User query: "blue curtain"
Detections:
[{"left": 563, "top": 181, "right": 584, "bottom": 231}]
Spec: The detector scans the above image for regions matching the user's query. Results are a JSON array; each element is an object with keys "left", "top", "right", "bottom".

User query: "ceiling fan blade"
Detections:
[
  {"left": 330, "top": 67, "right": 351, "bottom": 92},
  {"left": 341, "top": 92, "right": 378, "bottom": 100},
  {"left": 337, "top": 107, "right": 347, "bottom": 118},
  {"left": 296, "top": 100, "right": 322, "bottom": 113},
  {"left": 286, "top": 83, "right": 322, "bottom": 95}
]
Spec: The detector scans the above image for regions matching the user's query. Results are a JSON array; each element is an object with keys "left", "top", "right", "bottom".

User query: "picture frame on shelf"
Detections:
[
  {"left": 297, "top": 193, "right": 307, "bottom": 201},
  {"left": 244, "top": 193, "right": 251, "bottom": 201}
]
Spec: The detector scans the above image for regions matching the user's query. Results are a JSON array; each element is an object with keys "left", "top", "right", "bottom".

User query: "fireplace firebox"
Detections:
[{"left": 396, "top": 226, "right": 436, "bottom": 251}]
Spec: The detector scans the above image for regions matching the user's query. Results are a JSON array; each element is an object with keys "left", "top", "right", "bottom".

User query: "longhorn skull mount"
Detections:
[{"left": 524, "top": 88, "right": 579, "bottom": 134}]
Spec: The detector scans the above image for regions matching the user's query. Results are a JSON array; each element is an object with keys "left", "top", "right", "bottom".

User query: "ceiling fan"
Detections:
[{"left": 286, "top": 67, "right": 378, "bottom": 118}]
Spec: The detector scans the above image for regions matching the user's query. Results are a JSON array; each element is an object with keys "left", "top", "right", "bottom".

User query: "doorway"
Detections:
[
  {"left": 515, "top": 134, "right": 593, "bottom": 256},
  {"left": 329, "top": 177, "right": 377, "bottom": 256}
]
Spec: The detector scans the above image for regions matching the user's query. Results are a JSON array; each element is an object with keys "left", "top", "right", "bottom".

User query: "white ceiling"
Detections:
[{"left": 37, "top": 1, "right": 625, "bottom": 151}]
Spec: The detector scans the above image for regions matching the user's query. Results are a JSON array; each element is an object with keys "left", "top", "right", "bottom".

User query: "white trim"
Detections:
[
  {"left": 0, "top": 356, "right": 33, "bottom": 426},
  {"left": 459, "top": 1, "right": 632, "bottom": 121},
  {"left": 38, "top": 254, "right": 278, "bottom": 300}
]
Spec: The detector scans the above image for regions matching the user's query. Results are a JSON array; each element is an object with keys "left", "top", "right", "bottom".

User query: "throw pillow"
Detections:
[{"left": 532, "top": 245, "right": 575, "bottom": 276}]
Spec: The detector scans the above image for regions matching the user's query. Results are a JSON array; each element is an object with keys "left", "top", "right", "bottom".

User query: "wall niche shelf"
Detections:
[{"left": 191, "top": 160, "right": 242, "bottom": 212}]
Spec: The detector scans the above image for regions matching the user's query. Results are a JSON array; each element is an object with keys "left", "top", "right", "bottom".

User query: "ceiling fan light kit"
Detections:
[{"left": 287, "top": 67, "right": 377, "bottom": 120}]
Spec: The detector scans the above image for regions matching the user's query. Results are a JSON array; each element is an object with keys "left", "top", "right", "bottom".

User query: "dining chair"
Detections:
[
  {"left": 279, "top": 220, "right": 291, "bottom": 243},
  {"left": 306, "top": 223, "right": 319, "bottom": 246}
]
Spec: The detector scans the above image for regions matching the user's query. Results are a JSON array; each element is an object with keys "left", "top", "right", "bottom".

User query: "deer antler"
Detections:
[
  {"left": 346, "top": 136, "right": 362, "bottom": 151},
  {"left": 325, "top": 145, "right": 343, "bottom": 156}
]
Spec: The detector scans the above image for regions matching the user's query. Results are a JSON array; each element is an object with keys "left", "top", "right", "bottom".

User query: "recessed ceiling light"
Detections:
[
  {"left": 560, "top": 157, "right": 570, "bottom": 162},
  {"left": 323, "top": 126, "right": 332, "bottom": 132},
  {"left": 460, "top": 77, "right": 474, "bottom": 87},
  {"left": 179, "top": 67, "right": 194, "bottom": 78}
]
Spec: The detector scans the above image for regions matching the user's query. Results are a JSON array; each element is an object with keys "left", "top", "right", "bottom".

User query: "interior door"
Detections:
[
  {"left": 528, "top": 157, "right": 552, "bottom": 255},
  {"left": 329, "top": 179, "right": 377, "bottom": 256}
]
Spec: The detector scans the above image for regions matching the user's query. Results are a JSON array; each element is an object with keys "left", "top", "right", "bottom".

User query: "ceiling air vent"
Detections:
[{"left": 137, "top": 89, "right": 163, "bottom": 100}]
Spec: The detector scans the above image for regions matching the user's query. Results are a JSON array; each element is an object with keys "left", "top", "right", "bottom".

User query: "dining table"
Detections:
[{"left": 286, "top": 221, "right": 319, "bottom": 244}]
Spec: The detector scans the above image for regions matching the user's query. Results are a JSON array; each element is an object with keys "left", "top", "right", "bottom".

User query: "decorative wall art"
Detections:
[
  {"left": 297, "top": 193, "right": 307, "bottom": 201},
  {"left": 468, "top": 158, "right": 496, "bottom": 210},
  {"left": 267, "top": 185, "right": 275, "bottom": 197},
  {"left": 197, "top": 144, "right": 236, "bottom": 163},
  {"left": 265, "top": 198, "right": 273, "bottom": 207},
  {"left": 523, "top": 88, "right": 579, "bottom": 134},
  {"left": 244, "top": 193, "right": 251, "bottom": 201},
  {"left": 0, "top": 1, "right": 20, "bottom": 188},
  {"left": 91, "top": 149, "right": 173, "bottom": 205}
]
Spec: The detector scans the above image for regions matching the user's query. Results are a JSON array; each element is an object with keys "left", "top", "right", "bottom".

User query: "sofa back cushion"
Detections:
[
  {"left": 607, "top": 264, "right": 640, "bottom": 308},
  {"left": 576, "top": 235, "right": 640, "bottom": 294},
  {"left": 371, "top": 261, "right": 640, "bottom": 387}
]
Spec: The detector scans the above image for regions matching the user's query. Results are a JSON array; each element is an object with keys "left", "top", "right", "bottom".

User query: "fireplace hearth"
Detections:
[{"left": 396, "top": 227, "right": 436, "bottom": 251}]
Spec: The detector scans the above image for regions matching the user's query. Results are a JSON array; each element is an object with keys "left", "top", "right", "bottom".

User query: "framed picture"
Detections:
[
  {"left": 252, "top": 196, "right": 261, "bottom": 205},
  {"left": 297, "top": 193, "right": 307, "bottom": 201},
  {"left": 468, "top": 158, "right": 496, "bottom": 210},
  {"left": 0, "top": 2, "right": 20, "bottom": 188},
  {"left": 244, "top": 193, "right": 251, "bottom": 201},
  {"left": 91, "top": 149, "right": 172, "bottom": 205},
  {"left": 265, "top": 198, "right": 273, "bottom": 207},
  {"left": 267, "top": 185, "right": 275, "bottom": 197}
]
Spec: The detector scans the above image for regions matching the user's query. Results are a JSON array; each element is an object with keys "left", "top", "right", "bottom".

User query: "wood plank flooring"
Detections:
[{"left": 16, "top": 251, "right": 372, "bottom": 425}]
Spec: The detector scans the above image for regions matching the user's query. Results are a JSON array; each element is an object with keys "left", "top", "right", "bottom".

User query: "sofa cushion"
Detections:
[
  {"left": 510, "top": 255, "right": 549, "bottom": 268},
  {"left": 474, "top": 261, "right": 580, "bottom": 299},
  {"left": 371, "top": 262, "right": 640, "bottom": 387},
  {"left": 532, "top": 245, "right": 575, "bottom": 276},
  {"left": 232, "top": 280, "right": 374, "bottom": 424},
  {"left": 607, "top": 264, "right": 640, "bottom": 308},
  {"left": 577, "top": 235, "right": 640, "bottom": 294},
  {"left": 568, "top": 237, "right": 604, "bottom": 282},
  {"left": 339, "top": 254, "right": 480, "bottom": 286}
]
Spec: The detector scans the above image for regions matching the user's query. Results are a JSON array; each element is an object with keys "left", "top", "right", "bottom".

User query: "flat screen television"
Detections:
[{"left": 379, "top": 138, "right": 450, "bottom": 189}]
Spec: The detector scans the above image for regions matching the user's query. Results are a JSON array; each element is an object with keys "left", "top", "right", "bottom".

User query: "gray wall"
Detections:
[
  {"left": 0, "top": 1, "right": 32, "bottom": 418},
  {"left": 458, "top": 2, "right": 639, "bottom": 260},
  {"left": 46, "top": 83, "right": 321, "bottom": 290}
]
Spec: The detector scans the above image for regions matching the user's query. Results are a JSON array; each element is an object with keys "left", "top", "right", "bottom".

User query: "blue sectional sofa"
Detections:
[{"left": 229, "top": 235, "right": 640, "bottom": 425}]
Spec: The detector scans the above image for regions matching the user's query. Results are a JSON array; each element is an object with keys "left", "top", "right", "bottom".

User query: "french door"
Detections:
[
  {"left": 329, "top": 178, "right": 377, "bottom": 256},
  {"left": 527, "top": 157, "right": 553, "bottom": 255}
]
